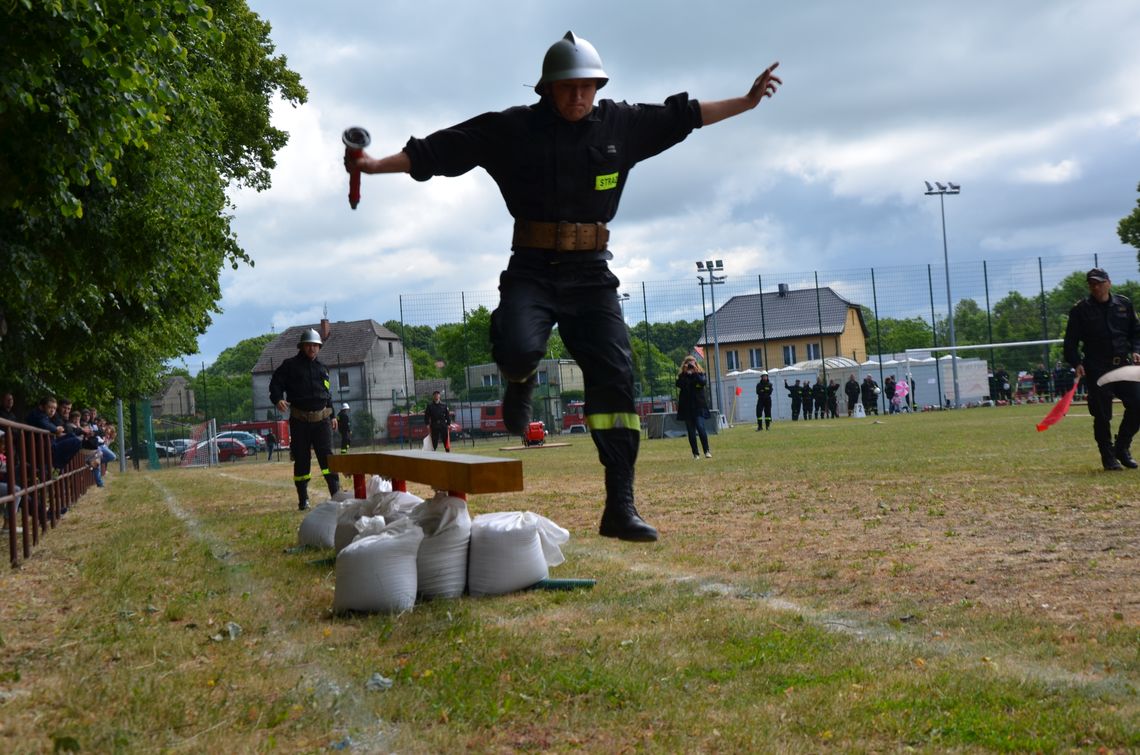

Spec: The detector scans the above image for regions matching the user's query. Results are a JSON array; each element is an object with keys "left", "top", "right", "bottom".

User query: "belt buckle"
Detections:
[{"left": 1113, "top": 356, "right": 1122, "bottom": 366}]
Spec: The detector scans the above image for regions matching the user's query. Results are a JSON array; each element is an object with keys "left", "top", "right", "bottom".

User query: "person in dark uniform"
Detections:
[
  {"left": 1032, "top": 363, "right": 1051, "bottom": 402},
  {"left": 265, "top": 430, "right": 278, "bottom": 462},
  {"left": 844, "top": 374, "right": 860, "bottom": 416},
  {"left": 800, "top": 379, "right": 814, "bottom": 420},
  {"left": 860, "top": 375, "right": 879, "bottom": 415},
  {"left": 336, "top": 403, "right": 352, "bottom": 454},
  {"left": 676, "top": 356, "right": 712, "bottom": 459},
  {"left": 827, "top": 379, "right": 840, "bottom": 418},
  {"left": 1062, "top": 268, "right": 1140, "bottom": 471},
  {"left": 347, "top": 32, "right": 781, "bottom": 542},
  {"left": 424, "top": 391, "right": 452, "bottom": 452},
  {"left": 1052, "top": 360, "right": 1075, "bottom": 399},
  {"left": 269, "top": 328, "right": 340, "bottom": 511},
  {"left": 784, "top": 379, "right": 802, "bottom": 421},
  {"left": 755, "top": 372, "right": 773, "bottom": 430},
  {"left": 994, "top": 365, "right": 1012, "bottom": 403},
  {"left": 812, "top": 379, "right": 827, "bottom": 419}
]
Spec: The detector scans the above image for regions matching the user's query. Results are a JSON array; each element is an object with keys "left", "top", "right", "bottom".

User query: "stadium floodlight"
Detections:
[{"left": 924, "top": 180, "right": 962, "bottom": 407}]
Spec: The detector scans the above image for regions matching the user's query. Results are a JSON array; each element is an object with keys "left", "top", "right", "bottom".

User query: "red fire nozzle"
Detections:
[{"left": 342, "top": 126, "right": 371, "bottom": 210}]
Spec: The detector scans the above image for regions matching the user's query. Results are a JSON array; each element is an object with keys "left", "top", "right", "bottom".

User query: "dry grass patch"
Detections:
[{"left": 1, "top": 406, "right": 1137, "bottom": 751}]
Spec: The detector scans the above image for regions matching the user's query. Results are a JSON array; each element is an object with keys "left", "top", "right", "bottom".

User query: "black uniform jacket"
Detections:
[
  {"left": 756, "top": 380, "right": 774, "bottom": 398},
  {"left": 268, "top": 353, "right": 333, "bottom": 412},
  {"left": 402, "top": 94, "right": 702, "bottom": 259},
  {"left": 1063, "top": 293, "right": 1140, "bottom": 376},
  {"left": 424, "top": 402, "right": 451, "bottom": 429}
]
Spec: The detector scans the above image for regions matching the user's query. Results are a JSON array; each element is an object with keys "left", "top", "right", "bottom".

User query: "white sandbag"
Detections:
[
  {"left": 297, "top": 501, "right": 341, "bottom": 549},
  {"left": 354, "top": 514, "right": 387, "bottom": 538},
  {"left": 410, "top": 493, "right": 471, "bottom": 599},
  {"left": 370, "top": 489, "right": 423, "bottom": 522},
  {"left": 333, "top": 518, "right": 424, "bottom": 614},
  {"left": 467, "top": 511, "right": 570, "bottom": 596},
  {"left": 366, "top": 475, "right": 393, "bottom": 497},
  {"left": 422, "top": 435, "right": 433, "bottom": 451},
  {"left": 333, "top": 499, "right": 370, "bottom": 554}
]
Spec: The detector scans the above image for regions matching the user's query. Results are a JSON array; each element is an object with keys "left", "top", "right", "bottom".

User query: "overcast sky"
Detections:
[{"left": 182, "top": 0, "right": 1140, "bottom": 369}]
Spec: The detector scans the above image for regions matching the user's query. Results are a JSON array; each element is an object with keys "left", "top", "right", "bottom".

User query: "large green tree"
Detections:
[
  {"left": 0, "top": 0, "right": 305, "bottom": 404},
  {"left": 1119, "top": 182, "right": 1140, "bottom": 268}
]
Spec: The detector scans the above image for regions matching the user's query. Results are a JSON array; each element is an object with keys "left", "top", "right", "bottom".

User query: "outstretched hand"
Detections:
[{"left": 746, "top": 62, "right": 781, "bottom": 107}]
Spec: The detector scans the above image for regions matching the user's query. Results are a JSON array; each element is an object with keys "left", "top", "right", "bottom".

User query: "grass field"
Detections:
[{"left": 1, "top": 404, "right": 1137, "bottom": 752}]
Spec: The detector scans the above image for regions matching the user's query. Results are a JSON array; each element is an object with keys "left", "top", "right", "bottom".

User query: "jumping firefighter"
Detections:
[
  {"left": 269, "top": 328, "right": 340, "bottom": 510},
  {"left": 345, "top": 31, "right": 782, "bottom": 541}
]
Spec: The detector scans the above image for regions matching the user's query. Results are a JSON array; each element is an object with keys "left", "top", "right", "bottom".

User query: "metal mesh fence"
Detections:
[{"left": 397, "top": 248, "right": 1135, "bottom": 398}]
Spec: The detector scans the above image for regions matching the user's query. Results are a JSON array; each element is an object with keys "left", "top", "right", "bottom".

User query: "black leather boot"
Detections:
[
  {"left": 325, "top": 472, "right": 341, "bottom": 495},
  {"left": 1114, "top": 436, "right": 1138, "bottom": 469},
  {"left": 1100, "top": 446, "right": 1124, "bottom": 471},
  {"left": 502, "top": 377, "right": 536, "bottom": 436},
  {"left": 594, "top": 428, "right": 658, "bottom": 542},
  {"left": 295, "top": 481, "right": 310, "bottom": 510},
  {"left": 599, "top": 499, "right": 659, "bottom": 542}
]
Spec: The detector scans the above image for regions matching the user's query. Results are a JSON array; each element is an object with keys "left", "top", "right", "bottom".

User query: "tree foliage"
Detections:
[
  {"left": 1119, "top": 181, "right": 1140, "bottom": 268},
  {"left": 0, "top": 0, "right": 305, "bottom": 405}
]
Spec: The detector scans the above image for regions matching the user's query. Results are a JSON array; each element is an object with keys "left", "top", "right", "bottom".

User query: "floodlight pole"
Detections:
[
  {"left": 925, "top": 182, "right": 961, "bottom": 408},
  {"left": 696, "top": 260, "right": 727, "bottom": 417}
]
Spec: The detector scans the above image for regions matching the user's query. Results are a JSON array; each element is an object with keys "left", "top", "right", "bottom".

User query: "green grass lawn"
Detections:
[{"left": 2, "top": 404, "right": 1136, "bottom": 752}]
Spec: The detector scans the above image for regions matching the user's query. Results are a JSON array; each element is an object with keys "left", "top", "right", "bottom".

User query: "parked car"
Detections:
[
  {"left": 149, "top": 441, "right": 178, "bottom": 458},
  {"left": 168, "top": 438, "right": 194, "bottom": 454},
  {"left": 182, "top": 437, "right": 249, "bottom": 463},
  {"left": 215, "top": 430, "right": 266, "bottom": 452}
]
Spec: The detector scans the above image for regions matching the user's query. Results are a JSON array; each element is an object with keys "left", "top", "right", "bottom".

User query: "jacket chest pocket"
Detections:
[{"left": 588, "top": 141, "right": 622, "bottom": 191}]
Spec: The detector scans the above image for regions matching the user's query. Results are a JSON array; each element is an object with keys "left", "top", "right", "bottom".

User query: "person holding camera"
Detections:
[{"left": 676, "top": 356, "right": 712, "bottom": 459}]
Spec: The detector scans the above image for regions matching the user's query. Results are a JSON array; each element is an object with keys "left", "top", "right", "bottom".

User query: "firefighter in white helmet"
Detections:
[
  {"left": 347, "top": 31, "right": 781, "bottom": 541},
  {"left": 269, "top": 328, "right": 340, "bottom": 510}
]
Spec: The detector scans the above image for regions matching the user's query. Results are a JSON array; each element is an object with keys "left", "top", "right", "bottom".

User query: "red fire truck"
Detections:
[
  {"left": 386, "top": 412, "right": 463, "bottom": 443},
  {"left": 221, "top": 420, "right": 290, "bottom": 448},
  {"left": 562, "top": 397, "right": 676, "bottom": 433}
]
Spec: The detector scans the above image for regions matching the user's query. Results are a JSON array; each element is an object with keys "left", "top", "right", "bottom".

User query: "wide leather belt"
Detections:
[
  {"left": 512, "top": 220, "right": 609, "bottom": 252},
  {"left": 291, "top": 406, "right": 331, "bottom": 422},
  {"left": 1111, "top": 355, "right": 1136, "bottom": 366}
]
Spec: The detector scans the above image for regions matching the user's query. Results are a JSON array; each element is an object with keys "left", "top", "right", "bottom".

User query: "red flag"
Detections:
[
  {"left": 735, "top": 386, "right": 743, "bottom": 396},
  {"left": 1036, "top": 383, "right": 1078, "bottom": 432}
]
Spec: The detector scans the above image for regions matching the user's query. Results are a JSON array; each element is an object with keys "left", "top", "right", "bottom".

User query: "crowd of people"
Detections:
[{"left": 1, "top": 390, "right": 118, "bottom": 489}]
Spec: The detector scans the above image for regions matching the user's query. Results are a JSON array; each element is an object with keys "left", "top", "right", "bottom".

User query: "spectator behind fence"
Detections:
[
  {"left": 25, "top": 397, "right": 83, "bottom": 471},
  {"left": 1, "top": 391, "right": 17, "bottom": 423}
]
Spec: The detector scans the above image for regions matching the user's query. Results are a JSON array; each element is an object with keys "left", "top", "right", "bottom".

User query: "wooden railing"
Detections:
[{"left": 1, "top": 418, "right": 96, "bottom": 568}]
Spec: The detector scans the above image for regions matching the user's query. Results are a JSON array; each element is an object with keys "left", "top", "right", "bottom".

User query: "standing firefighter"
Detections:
[
  {"left": 424, "top": 391, "right": 451, "bottom": 452},
  {"left": 1062, "top": 268, "right": 1140, "bottom": 471},
  {"left": 755, "top": 372, "right": 773, "bottom": 431},
  {"left": 269, "top": 329, "right": 340, "bottom": 510},
  {"left": 347, "top": 31, "right": 781, "bottom": 542},
  {"left": 337, "top": 403, "right": 352, "bottom": 454}
]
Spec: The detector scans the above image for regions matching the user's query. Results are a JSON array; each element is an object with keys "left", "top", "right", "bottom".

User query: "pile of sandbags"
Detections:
[{"left": 300, "top": 478, "right": 571, "bottom": 614}]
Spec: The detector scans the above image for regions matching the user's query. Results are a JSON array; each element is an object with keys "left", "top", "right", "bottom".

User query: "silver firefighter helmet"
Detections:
[
  {"left": 297, "top": 328, "right": 323, "bottom": 347},
  {"left": 536, "top": 31, "right": 608, "bottom": 94}
]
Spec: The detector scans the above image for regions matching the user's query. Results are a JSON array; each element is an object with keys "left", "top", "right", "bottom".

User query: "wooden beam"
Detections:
[{"left": 327, "top": 450, "right": 523, "bottom": 495}]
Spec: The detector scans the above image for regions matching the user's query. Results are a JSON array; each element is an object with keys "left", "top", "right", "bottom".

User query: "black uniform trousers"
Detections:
[
  {"left": 1084, "top": 368, "right": 1140, "bottom": 451},
  {"left": 290, "top": 416, "right": 337, "bottom": 496},
  {"left": 491, "top": 254, "right": 639, "bottom": 507},
  {"left": 756, "top": 396, "right": 772, "bottom": 428}
]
